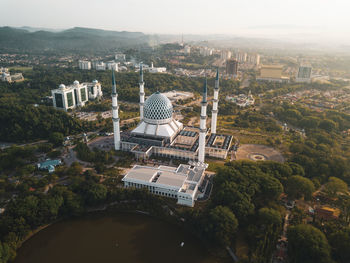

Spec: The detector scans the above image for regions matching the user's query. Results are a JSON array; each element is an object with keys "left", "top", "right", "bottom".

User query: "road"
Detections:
[{"left": 0, "top": 139, "right": 48, "bottom": 150}]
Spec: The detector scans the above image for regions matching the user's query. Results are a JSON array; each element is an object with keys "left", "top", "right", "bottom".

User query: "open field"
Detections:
[{"left": 236, "top": 144, "right": 284, "bottom": 163}]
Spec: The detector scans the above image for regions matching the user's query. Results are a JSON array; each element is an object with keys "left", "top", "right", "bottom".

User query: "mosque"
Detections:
[{"left": 111, "top": 65, "right": 232, "bottom": 162}]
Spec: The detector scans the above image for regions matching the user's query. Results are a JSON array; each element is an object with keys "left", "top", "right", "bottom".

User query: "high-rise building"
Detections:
[
  {"left": 52, "top": 80, "right": 103, "bottom": 111},
  {"left": 184, "top": 45, "right": 191, "bottom": 55},
  {"left": 226, "top": 59, "right": 239, "bottom": 77},
  {"left": 95, "top": 62, "right": 106, "bottom": 71},
  {"left": 235, "top": 52, "right": 247, "bottom": 63},
  {"left": 247, "top": 54, "right": 260, "bottom": 65},
  {"left": 220, "top": 50, "right": 232, "bottom": 60},
  {"left": 78, "top": 60, "right": 91, "bottom": 70},
  {"left": 296, "top": 66, "right": 312, "bottom": 83},
  {"left": 199, "top": 47, "right": 213, "bottom": 56},
  {"left": 106, "top": 61, "right": 119, "bottom": 72}
]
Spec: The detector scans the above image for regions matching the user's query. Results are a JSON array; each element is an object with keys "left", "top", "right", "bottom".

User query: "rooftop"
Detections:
[
  {"left": 123, "top": 163, "right": 206, "bottom": 194},
  {"left": 124, "top": 165, "right": 187, "bottom": 188}
]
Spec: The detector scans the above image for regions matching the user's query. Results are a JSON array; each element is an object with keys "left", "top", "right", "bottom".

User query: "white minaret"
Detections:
[
  {"left": 198, "top": 79, "right": 208, "bottom": 163},
  {"left": 139, "top": 63, "right": 145, "bottom": 120},
  {"left": 112, "top": 71, "right": 121, "bottom": 150},
  {"left": 211, "top": 69, "right": 220, "bottom": 134}
]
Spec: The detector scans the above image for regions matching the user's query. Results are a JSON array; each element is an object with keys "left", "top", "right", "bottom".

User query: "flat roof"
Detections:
[
  {"left": 125, "top": 166, "right": 156, "bottom": 182},
  {"left": 124, "top": 165, "right": 187, "bottom": 188},
  {"left": 123, "top": 163, "right": 207, "bottom": 193}
]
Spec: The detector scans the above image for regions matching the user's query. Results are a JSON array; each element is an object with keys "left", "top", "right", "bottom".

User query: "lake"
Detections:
[{"left": 15, "top": 212, "right": 219, "bottom": 263}]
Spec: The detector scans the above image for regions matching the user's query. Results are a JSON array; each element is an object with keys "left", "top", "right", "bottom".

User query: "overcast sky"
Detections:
[{"left": 2, "top": 0, "right": 350, "bottom": 39}]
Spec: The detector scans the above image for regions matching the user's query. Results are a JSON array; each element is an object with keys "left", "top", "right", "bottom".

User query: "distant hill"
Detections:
[{"left": 0, "top": 27, "right": 153, "bottom": 53}]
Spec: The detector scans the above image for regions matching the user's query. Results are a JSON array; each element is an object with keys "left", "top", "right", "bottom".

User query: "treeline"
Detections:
[
  {"left": 0, "top": 104, "right": 90, "bottom": 143},
  {"left": 183, "top": 160, "right": 305, "bottom": 262},
  {"left": 0, "top": 67, "right": 239, "bottom": 105},
  {"left": 247, "top": 79, "right": 342, "bottom": 97}
]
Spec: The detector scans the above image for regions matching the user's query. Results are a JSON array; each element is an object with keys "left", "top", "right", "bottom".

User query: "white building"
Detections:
[
  {"left": 148, "top": 63, "right": 166, "bottom": 73},
  {"left": 199, "top": 47, "right": 213, "bottom": 56},
  {"left": 52, "top": 80, "right": 103, "bottom": 111},
  {"left": 78, "top": 60, "right": 91, "bottom": 70},
  {"left": 112, "top": 67, "right": 232, "bottom": 162},
  {"left": 95, "top": 62, "right": 106, "bottom": 71},
  {"left": 88, "top": 80, "right": 103, "bottom": 99},
  {"left": 247, "top": 54, "right": 260, "bottom": 65},
  {"left": 1, "top": 72, "right": 11, "bottom": 82},
  {"left": 235, "top": 52, "right": 247, "bottom": 63},
  {"left": 1, "top": 72, "right": 24, "bottom": 83},
  {"left": 184, "top": 45, "right": 191, "bottom": 55},
  {"left": 115, "top": 53, "right": 126, "bottom": 61},
  {"left": 106, "top": 61, "right": 119, "bottom": 72},
  {"left": 220, "top": 50, "right": 232, "bottom": 60},
  {"left": 122, "top": 162, "right": 208, "bottom": 207}
]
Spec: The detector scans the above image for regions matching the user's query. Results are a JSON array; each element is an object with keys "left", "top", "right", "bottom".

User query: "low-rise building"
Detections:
[
  {"left": 1, "top": 68, "right": 24, "bottom": 82},
  {"left": 149, "top": 67, "right": 166, "bottom": 73},
  {"left": 226, "top": 91, "right": 255, "bottom": 107},
  {"left": 115, "top": 53, "right": 126, "bottom": 61},
  {"left": 257, "top": 65, "right": 290, "bottom": 83},
  {"left": 315, "top": 206, "right": 340, "bottom": 220},
  {"left": 37, "top": 159, "right": 61, "bottom": 173},
  {"left": 122, "top": 162, "right": 208, "bottom": 207}
]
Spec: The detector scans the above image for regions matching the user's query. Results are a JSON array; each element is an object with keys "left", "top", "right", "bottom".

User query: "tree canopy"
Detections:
[{"left": 287, "top": 224, "right": 332, "bottom": 263}]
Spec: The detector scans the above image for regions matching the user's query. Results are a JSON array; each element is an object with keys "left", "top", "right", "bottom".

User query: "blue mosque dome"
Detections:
[{"left": 144, "top": 91, "right": 173, "bottom": 122}]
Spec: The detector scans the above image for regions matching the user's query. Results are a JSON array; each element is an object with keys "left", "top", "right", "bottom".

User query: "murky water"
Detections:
[{"left": 15, "top": 212, "right": 218, "bottom": 263}]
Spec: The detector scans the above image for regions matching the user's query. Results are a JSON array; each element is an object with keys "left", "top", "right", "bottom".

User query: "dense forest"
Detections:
[
  {"left": 0, "top": 104, "right": 88, "bottom": 143},
  {"left": 261, "top": 102, "right": 350, "bottom": 184}
]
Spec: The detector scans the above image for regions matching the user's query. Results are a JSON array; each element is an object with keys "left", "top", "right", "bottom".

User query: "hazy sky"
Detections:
[{"left": 2, "top": 0, "right": 350, "bottom": 37}]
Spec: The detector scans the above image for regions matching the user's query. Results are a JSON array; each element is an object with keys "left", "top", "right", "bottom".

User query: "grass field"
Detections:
[{"left": 9, "top": 66, "right": 33, "bottom": 72}]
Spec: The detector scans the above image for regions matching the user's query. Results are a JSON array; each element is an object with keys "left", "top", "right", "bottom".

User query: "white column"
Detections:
[
  {"left": 112, "top": 73, "right": 121, "bottom": 150},
  {"left": 198, "top": 80, "right": 208, "bottom": 163},
  {"left": 140, "top": 82, "right": 145, "bottom": 120},
  {"left": 139, "top": 64, "right": 145, "bottom": 120},
  {"left": 211, "top": 71, "right": 219, "bottom": 134},
  {"left": 112, "top": 94, "right": 121, "bottom": 150}
]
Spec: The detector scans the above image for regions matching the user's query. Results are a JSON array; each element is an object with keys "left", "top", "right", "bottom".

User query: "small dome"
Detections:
[
  {"left": 73, "top": 80, "right": 79, "bottom": 85},
  {"left": 59, "top": 84, "right": 65, "bottom": 89},
  {"left": 144, "top": 92, "right": 173, "bottom": 124},
  {"left": 93, "top": 79, "right": 98, "bottom": 84}
]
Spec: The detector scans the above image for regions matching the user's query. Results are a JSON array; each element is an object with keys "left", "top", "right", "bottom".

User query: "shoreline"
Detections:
[{"left": 16, "top": 202, "right": 231, "bottom": 263}]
